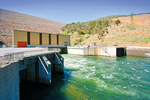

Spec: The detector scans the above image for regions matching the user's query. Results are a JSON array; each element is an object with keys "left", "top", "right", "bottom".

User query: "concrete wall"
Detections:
[
  {"left": 68, "top": 47, "right": 85, "bottom": 55},
  {"left": 42, "top": 33, "right": 49, "bottom": 45},
  {"left": 13, "top": 30, "right": 70, "bottom": 46},
  {"left": 68, "top": 47, "right": 98, "bottom": 55},
  {"left": 0, "top": 62, "right": 19, "bottom": 100},
  {"left": 97, "top": 47, "right": 101, "bottom": 55},
  {"left": 59, "top": 35, "right": 70, "bottom": 45},
  {"left": 26, "top": 63, "right": 36, "bottom": 82},
  {"left": 14, "top": 31, "right": 27, "bottom": 47},
  {"left": 84, "top": 47, "right": 97, "bottom": 55},
  {"left": 100, "top": 47, "right": 116, "bottom": 57},
  {"left": 127, "top": 47, "right": 150, "bottom": 57},
  {"left": 51, "top": 34, "right": 57, "bottom": 45},
  {"left": 30, "top": 32, "right": 40, "bottom": 45},
  {"left": 68, "top": 46, "right": 126, "bottom": 57}
]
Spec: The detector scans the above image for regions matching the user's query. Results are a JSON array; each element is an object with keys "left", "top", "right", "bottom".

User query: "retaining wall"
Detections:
[
  {"left": 68, "top": 46, "right": 126, "bottom": 57},
  {"left": 127, "top": 47, "right": 150, "bottom": 57},
  {"left": 68, "top": 47, "right": 98, "bottom": 55}
]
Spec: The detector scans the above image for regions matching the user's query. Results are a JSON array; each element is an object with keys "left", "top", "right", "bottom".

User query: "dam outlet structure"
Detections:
[{"left": 0, "top": 48, "right": 64, "bottom": 100}]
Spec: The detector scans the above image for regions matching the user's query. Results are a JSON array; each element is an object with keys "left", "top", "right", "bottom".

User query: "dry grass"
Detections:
[{"left": 75, "top": 14, "right": 150, "bottom": 47}]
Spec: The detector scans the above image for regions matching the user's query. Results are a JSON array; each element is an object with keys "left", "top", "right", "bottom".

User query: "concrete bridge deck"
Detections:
[{"left": 0, "top": 48, "right": 59, "bottom": 67}]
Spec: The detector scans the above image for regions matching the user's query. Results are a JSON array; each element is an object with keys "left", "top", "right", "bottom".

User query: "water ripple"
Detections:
[{"left": 62, "top": 55, "right": 150, "bottom": 99}]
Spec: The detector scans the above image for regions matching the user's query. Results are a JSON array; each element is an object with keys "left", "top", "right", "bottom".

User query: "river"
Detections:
[{"left": 20, "top": 54, "right": 150, "bottom": 100}]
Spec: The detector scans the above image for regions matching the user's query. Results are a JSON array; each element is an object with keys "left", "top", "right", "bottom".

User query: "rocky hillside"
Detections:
[{"left": 61, "top": 14, "right": 150, "bottom": 47}]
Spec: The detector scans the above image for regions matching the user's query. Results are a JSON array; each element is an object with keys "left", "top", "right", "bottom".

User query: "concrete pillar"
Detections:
[
  {"left": 54, "top": 53, "right": 64, "bottom": 73},
  {"left": 19, "top": 69, "right": 27, "bottom": 80},
  {"left": 0, "top": 62, "right": 19, "bottom": 100},
  {"left": 48, "top": 54, "right": 54, "bottom": 72},
  {"left": 60, "top": 47, "right": 68, "bottom": 54},
  {"left": 97, "top": 47, "right": 101, "bottom": 55},
  {"left": 27, "top": 63, "right": 36, "bottom": 82},
  {"left": 38, "top": 56, "right": 51, "bottom": 84},
  {"left": 85, "top": 47, "right": 97, "bottom": 55}
]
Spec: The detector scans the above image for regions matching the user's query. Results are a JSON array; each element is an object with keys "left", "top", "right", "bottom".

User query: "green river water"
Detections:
[{"left": 20, "top": 54, "right": 150, "bottom": 100}]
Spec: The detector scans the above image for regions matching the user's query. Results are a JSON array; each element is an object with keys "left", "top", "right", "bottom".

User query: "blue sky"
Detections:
[{"left": 0, "top": 0, "right": 150, "bottom": 23}]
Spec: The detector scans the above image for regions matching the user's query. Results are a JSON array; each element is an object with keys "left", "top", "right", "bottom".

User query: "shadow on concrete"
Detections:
[{"left": 20, "top": 69, "right": 72, "bottom": 100}]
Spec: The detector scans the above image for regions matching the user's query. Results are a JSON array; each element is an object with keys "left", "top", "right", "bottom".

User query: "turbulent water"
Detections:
[{"left": 20, "top": 55, "right": 150, "bottom": 100}]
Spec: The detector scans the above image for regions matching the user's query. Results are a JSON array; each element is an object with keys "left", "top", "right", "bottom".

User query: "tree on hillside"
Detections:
[
  {"left": 130, "top": 13, "right": 134, "bottom": 25},
  {"left": 115, "top": 19, "right": 121, "bottom": 25},
  {"left": 97, "top": 29, "right": 104, "bottom": 40},
  {"left": 60, "top": 19, "right": 112, "bottom": 44},
  {"left": 129, "top": 12, "right": 136, "bottom": 30}
]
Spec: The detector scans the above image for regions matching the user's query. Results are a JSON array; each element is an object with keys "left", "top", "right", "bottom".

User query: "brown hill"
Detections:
[
  {"left": 112, "top": 14, "right": 150, "bottom": 26},
  {"left": 0, "top": 9, "right": 66, "bottom": 46},
  {"left": 69, "top": 14, "right": 150, "bottom": 47},
  {"left": 101, "top": 14, "right": 150, "bottom": 47}
]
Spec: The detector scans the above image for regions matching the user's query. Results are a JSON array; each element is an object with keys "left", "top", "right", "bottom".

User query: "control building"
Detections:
[{"left": 0, "top": 9, "right": 70, "bottom": 47}]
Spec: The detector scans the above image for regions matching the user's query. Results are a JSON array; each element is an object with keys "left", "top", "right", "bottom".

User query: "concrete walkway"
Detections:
[
  {"left": 0, "top": 48, "right": 45, "bottom": 57},
  {"left": 24, "top": 50, "right": 59, "bottom": 57}
]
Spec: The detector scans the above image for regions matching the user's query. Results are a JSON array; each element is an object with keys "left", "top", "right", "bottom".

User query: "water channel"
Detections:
[{"left": 20, "top": 54, "right": 150, "bottom": 100}]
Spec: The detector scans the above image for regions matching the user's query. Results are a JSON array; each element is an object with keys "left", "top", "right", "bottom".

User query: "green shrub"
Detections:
[
  {"left": 78, "top": 30, "right": 85, "bottom": 35},
  {"left": 115, "top": 19, "right": 121, "bottom": 25},
  {"left": 61, "top": 19, "right": 112, "bottom": 36},
  {"left": 112, "top": 42, "right": 118, "bottom": 46}
]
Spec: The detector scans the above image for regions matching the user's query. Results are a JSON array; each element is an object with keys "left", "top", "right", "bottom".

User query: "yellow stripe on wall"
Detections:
[
  {"left": 14, "top": 30, "right": 70, "bottom": 46},
  {"left": 30, "top": 32, "right": 39, "bottom": 45},
  {"left": 59, "top": 35, "right": 70, "bottom": 45},
  {"left": 51, "top": 34, "right": 57, "bottom": 45},
  {"left": 42, "top": 33, "right": 49, "bottom": 45},
  {"left": 14, "top": 31, "right": 27, "bottom": 46}
]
